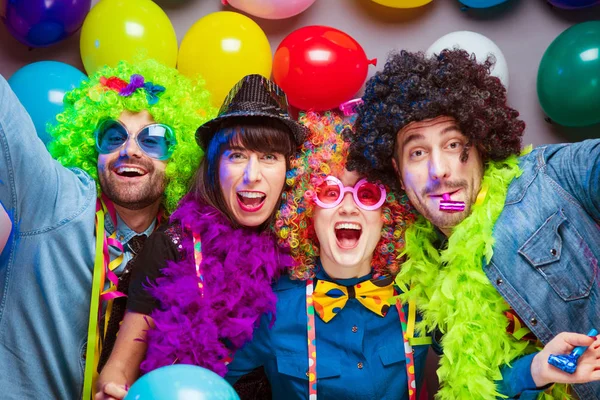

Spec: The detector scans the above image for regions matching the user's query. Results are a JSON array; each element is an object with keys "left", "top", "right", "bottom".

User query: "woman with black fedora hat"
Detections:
[{"left": 95, "top": 74, "right": 306, "bottom": 400}]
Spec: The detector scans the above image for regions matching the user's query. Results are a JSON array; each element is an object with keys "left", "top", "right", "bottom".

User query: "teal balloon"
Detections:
[
  {"left": 8, "top": 61, "right": 87, "bottom": 144},
  {"left": 125, "top": 365, "right": 240, "bottom": 400},
  {"left": 537, "top": 21, "right": 600, "bottom": 127}
]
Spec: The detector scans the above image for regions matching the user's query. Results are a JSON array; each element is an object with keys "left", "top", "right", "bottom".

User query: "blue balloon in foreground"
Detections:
[
  {"left": 458, "top": 0, "right": 508, "bottom": 7},
  {"left": 125, "top": 365, "right": 240, "bottom": 400},
  {"left": 8, "top": 61, "right": 87, "bottom": 145}
]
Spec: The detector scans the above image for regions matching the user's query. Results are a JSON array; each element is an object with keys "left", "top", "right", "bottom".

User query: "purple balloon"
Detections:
[
  {"left": 3, "top": 0, "right": 92, "bottom": 48},
  {"left": 547, "top": 0, "right": 600, "bottom": 9}
]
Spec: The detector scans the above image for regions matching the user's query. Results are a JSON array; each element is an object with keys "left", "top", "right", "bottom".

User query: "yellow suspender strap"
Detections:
[
  {"left": 407, "top": 299, "right": 433, "bottom": 346},
  {"left": 82, "top": 208, "right": 105, "bottom": 400}
]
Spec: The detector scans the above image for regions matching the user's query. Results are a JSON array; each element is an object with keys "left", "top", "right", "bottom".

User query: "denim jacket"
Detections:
[
  {"left": 0, "top": 75, "right": 153, "bottom": 399},
  {"left": 488, "top": 139, "right": 600, "bottom": 400}
]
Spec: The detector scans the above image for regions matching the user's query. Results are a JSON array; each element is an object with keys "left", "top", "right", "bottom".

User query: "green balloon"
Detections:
[{"left": 537, "top": 21, "right": 600, "bottom": 127}]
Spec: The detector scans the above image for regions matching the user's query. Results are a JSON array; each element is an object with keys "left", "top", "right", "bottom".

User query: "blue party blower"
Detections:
[{"left": 548, "top": 328, "right": 598, "bottom": 374}]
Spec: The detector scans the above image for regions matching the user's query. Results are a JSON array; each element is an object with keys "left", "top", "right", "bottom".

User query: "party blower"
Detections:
[
  {"left": 339, "top": 99, "right": 364, "bottom": 116},
  {"left": 548, "top": 328, "right": 598, "bottom": 374},
  {"left": 439, "top": 193, "right": 465, "bottom": 213}
]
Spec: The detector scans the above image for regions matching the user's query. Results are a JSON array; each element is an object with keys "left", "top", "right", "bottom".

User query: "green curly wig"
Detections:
[{"left": 47, "top": 58, "right": 217, "bottom": 213}]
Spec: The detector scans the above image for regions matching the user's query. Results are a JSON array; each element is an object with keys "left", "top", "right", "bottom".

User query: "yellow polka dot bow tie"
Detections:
[{"left": 312, "top": 275, "right": 395, "bottom": 323}]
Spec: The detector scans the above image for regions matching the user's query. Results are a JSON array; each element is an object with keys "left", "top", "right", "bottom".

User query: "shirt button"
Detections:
[
  {"left": 550, "top": 248, "right": 557, "bottom": 256},
  {"left": 530, "top": 317, "right": 538, "bottom": 326},
  {"left": 496, "top": 278, "right": 503, "bottom": 285},
  {"left": 352, "top": 325, "right": 358, "bottom": 333},
  {"left": 357, "top": 362, "right": 363, "bottom": 369}
]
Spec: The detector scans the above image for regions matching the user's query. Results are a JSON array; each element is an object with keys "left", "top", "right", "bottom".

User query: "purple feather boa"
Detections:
[{"left": 141, "top": 198, "right": 290, "bottom": 376}]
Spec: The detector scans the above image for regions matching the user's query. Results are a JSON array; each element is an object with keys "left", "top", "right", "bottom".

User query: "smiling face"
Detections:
[
  {"left": 218, "top": 144, "right": 287, "bottom": 228},
  {"left": 313, "top": 169, "right": 384, "bottom": 279},
  {"left": 392, "top": 116, "right": 484, "bottom": 235},
  {"left": 97, "top": 110, "right": 167, "bottom": 210}
]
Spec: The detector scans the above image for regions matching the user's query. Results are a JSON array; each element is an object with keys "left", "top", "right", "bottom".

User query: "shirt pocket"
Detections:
[
  {"left": 276, "top": 353, "right": 341, "bottom": 381},
  {"left": 518, "top": 209, "right": 596, "bottom": 301},
  {"left": 378, "top": 341, "right": 428, "bottom": 367}
]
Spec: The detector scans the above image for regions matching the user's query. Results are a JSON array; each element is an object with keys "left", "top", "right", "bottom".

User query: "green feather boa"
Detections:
[{"left": 397, "top": 155, "right": 568, "bottom": 399}]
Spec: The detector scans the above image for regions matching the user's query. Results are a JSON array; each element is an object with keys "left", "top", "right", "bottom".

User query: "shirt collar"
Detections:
[
  {"left": 314, "top": 259, "right": 373, "bottom": 286},
  {"left": 435, "top": 228, "right": 448, "bottom": 251},
  {"left": 104, "top": 212, "right": 156, "bottom": 245}
]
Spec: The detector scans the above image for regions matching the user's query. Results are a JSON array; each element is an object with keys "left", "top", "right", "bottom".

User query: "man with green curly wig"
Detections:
[{"left": 0, "top": 58, "right": 215, "bottom": 400}]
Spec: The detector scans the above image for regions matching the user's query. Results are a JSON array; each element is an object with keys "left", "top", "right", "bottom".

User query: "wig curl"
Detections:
[
  {"left": 276, "top": 112, "right": 415, "bottom": 280},
  {"left": 48, "top": 58, "right": 217, "bottom": 213},
  {"left": 348, "top": 49, "right": 525, "bottom": 190}
]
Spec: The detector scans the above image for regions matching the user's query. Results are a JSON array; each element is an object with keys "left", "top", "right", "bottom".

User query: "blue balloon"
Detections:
[
  {"left": 547, "top": 0, "right": 600, "bottom": 9},
  {"left": 125, "top": 365, "right": 240, "bottom": 400},
  {"left": 3, "top": 0, "right": 92, "bottom": 48},
  {"left": 458, "top": 0, "right": 509, "bottom": 7},
  {"left": 8, "top": 61, "right": 87, "bottom": 145}
]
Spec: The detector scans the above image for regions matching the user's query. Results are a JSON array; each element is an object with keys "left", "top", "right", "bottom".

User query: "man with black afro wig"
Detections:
[{"left": 349, "top": 49, "right": 600, "bottom": 400}]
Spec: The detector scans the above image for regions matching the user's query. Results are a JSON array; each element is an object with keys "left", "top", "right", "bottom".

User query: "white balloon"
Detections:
[{"left": 426, "top": 31, "right": 509, "bottom": 90}]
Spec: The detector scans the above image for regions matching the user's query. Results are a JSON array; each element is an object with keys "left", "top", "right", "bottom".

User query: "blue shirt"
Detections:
[
  {"left": 226, "top": 264, "right": 429, "bottom": 400},
  {"left": 0, "top": 74, "right": 155, "bottom": 399}
]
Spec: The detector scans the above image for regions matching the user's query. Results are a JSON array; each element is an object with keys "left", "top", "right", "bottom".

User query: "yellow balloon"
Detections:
[
  {"left": 80, "top": 0, "right": 178, "bottom": 75},
  {"left": 371, "top": 0, "right": 432, "bottom": 7},
  {"left": 178, "top": 11, "right": 272, "bottom": 107}
]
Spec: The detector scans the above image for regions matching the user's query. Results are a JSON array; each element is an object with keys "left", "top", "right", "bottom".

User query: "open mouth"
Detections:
[
  {"left": 114, "top": 166, "right": 147, "bottom": 178},
  {"left": 335, "top": 222, "right": 362, "bottom": 249},
  {"left": 237, "top": 191, "right": 266, "bottom": 212}
]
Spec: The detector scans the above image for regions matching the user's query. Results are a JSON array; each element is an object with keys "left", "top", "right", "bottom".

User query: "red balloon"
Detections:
[{"left": 273, "top": 26, "right": 376, "bottom": 111}]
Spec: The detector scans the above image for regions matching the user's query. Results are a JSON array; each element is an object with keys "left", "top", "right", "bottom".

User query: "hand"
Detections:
[
  {"left": 531, "top": 332, "right": 600, "bottom": 387},
  {"left": 94, "top": 382, "right": 129, "bottom": 400},
  {"left": 95, "top": 370, "right": 129, "bottom": 400}
]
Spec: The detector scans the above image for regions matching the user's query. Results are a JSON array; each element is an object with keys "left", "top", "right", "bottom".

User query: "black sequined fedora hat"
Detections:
[{"left": 195, "top": 74, "right": 307, "bottom": 150}]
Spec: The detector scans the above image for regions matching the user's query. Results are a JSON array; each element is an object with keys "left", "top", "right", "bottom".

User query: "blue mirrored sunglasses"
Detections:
[{"left": 94, "top": 119, "right": 177, "bottom": 161}]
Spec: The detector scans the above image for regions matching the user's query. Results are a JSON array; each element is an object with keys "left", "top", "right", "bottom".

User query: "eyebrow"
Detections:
[
  {"left": 401, "top": 124, "right": 462, "bottom": 148},
  {"left": 223, "top": 145, "right": 246, "bottom": 152},
  {"left": 116, "top": 121, "right": 158, "bottom": 135},
  {"left": 401, "top": 133, "right": 425, "bottom": 148},
  {"left": 440, "top": 124, "right": 462, "bottom": 136}
]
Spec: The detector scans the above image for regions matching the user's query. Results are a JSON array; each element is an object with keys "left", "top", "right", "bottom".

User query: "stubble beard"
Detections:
[
  {"left": 99, "top": 167, "right": 166, "bottom": 211},
  {"left": 415, "top": 196, "right": 471, "bottom": 231},
  {"left": 410, "top": 179, "right": 471, "bottom": 232}
]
